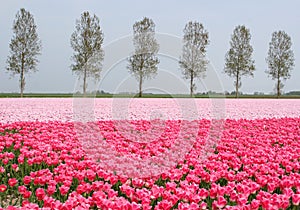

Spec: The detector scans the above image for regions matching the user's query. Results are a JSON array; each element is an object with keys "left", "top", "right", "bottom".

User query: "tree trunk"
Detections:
[
  {"left": 20, "top": 70, "right": 24, "bottom": 98},
  {"left": 139, "top": 75, "right": 142, "bottom": 97},
  {"left": 20, "top": 54, "right": 25, "bottom": 98},
  {"left": 83, "top": 68, "right": 87, "bottom": 97},
  {"left": 277, "top": 78, "right": 280, "bottom": 99},
  {"left": 235, "top": 72, "right": 239, "bottom": 99},
  {"left": 190, "top": 72, "right": 194, "bottom": 97}
]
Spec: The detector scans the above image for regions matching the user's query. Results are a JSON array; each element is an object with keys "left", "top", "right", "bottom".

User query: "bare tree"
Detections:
[
  {"left": 179, "top": 21, "right": 209, "bottom": 97},
  {"left": 127, "top": 17, "right": 159, "bottom": 97},
  {"left": 224, "top": 25, "right": 255, "bottom": 98},
  {"left": 266, "top": 30, "right": 294, "bottom": 98},
  {"left": 6, "top": 8, "right": 42, "bottom": 97},
  {"left": 70, "top": 11, "right": 104, "bottom": 96}
]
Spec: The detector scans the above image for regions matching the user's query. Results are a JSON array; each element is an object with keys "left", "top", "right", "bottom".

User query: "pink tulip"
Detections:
[
  {"left": 214, "top": 195, "right": 227, "bottom": 208},
  {"left": 250, "top": 199, "right": 260, "bottom": 209},
  {"left": 292, "top": 194, "right": 300, "bottom": 205},
  {"left": 35, "top": 188, "right": 45, "bottom": 200},
  {"left": 8, "top": 178, "right": 18, "bottom": 187},
  {"left": 0, "top": 184, "right": 7, "bottom": 193}
]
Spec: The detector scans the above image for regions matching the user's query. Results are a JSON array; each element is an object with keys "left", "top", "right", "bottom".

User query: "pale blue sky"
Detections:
[{"left": 0, "top": 0, "right": 299, "bottom": 94}]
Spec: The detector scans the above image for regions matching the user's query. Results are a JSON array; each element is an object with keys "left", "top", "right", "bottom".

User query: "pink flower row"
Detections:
[{"left": 1, "top": 98, "right": 300, "bottom": 123}]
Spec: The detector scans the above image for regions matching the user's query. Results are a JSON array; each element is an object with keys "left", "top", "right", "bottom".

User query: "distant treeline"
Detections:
[
  {"left": 1, "top": 90, "right": 300, "bottom": 98},
  {"left": 3, "top": 9, "right": 297, "bottom": 99}
]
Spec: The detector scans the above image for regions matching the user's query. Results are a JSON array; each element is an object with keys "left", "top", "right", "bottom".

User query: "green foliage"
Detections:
[
  {"left": 199, "top": 180, "right": 211, "bottom": 190},
  {"left": 180, "top": 173, "right": 188, "bottom": 181},
  {"left": 188, "top": 165, "right": 195, "bottom": 170},
  {"left": 150, "top": 196, "right": 162, "bottom": 209},
  {"left": 216, "top": 177, "right": 228, "bottom": 186},
  {"left": 111, "top": 180, "right": 131, "bottom": 202},
  {"left": 247, "top": 192, "right": 258, "bottom": 202},
  {"left": 204, "top": 196, "right": 214, "bottom": 208},
  {"left": 0, "top": 128, "right": 18, "bottom": 136},
  {"left": 155, "top": 176, "right": 170, "bottom": 188},
  {"left": 224, "top": 195, "right": 237, "bottom": 206}
]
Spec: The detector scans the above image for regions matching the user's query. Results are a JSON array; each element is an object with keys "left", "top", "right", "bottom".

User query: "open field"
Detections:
[
  {"left": 0, "top": 99, "right": 299, "bottom": 209},
  {"left": 0, "top": 93, "right": 300, "bottom": 99}
]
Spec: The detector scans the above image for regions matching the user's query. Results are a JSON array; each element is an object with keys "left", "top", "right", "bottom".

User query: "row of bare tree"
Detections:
[{"left": 6, "top": 9, "right": 294, "bottom": 98}]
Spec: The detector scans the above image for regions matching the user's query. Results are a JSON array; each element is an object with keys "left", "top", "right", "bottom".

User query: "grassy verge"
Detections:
[{"left": 0, "top": 93, "right": 300, "bottom": 99}]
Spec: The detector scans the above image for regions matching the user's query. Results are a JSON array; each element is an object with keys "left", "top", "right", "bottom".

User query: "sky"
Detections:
[{"left": 0, "top": 0, "right": 299, "bottom": 94}]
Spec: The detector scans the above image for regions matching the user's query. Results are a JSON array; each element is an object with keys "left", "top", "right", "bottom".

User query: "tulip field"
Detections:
[{"left": 0, "top": 98, "right": 300, "bottom": 209}]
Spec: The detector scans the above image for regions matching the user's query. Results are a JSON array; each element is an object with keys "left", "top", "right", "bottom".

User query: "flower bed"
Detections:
[{"left": 0, "top": 117, "right": 299, "bottom": 209}]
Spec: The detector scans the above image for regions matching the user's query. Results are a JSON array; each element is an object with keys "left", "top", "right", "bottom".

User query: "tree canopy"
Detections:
[
  {"left": 127, "top": 17, "right": 159, "bottom": 97},
  {"left": 70, "top": 11, "right": 104, "bottom": 96},
  {"left": 6, "top": 8, "right": 42, "bottom": 97},
  {"left": 224, "top": 25, "right": 255, "bottom": 98},
  {"left": 266, "top": 30, "right": 294, "bottom": 98},
  {"left": 179, "top": 21, "right": 209, "bottom": 97}
]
